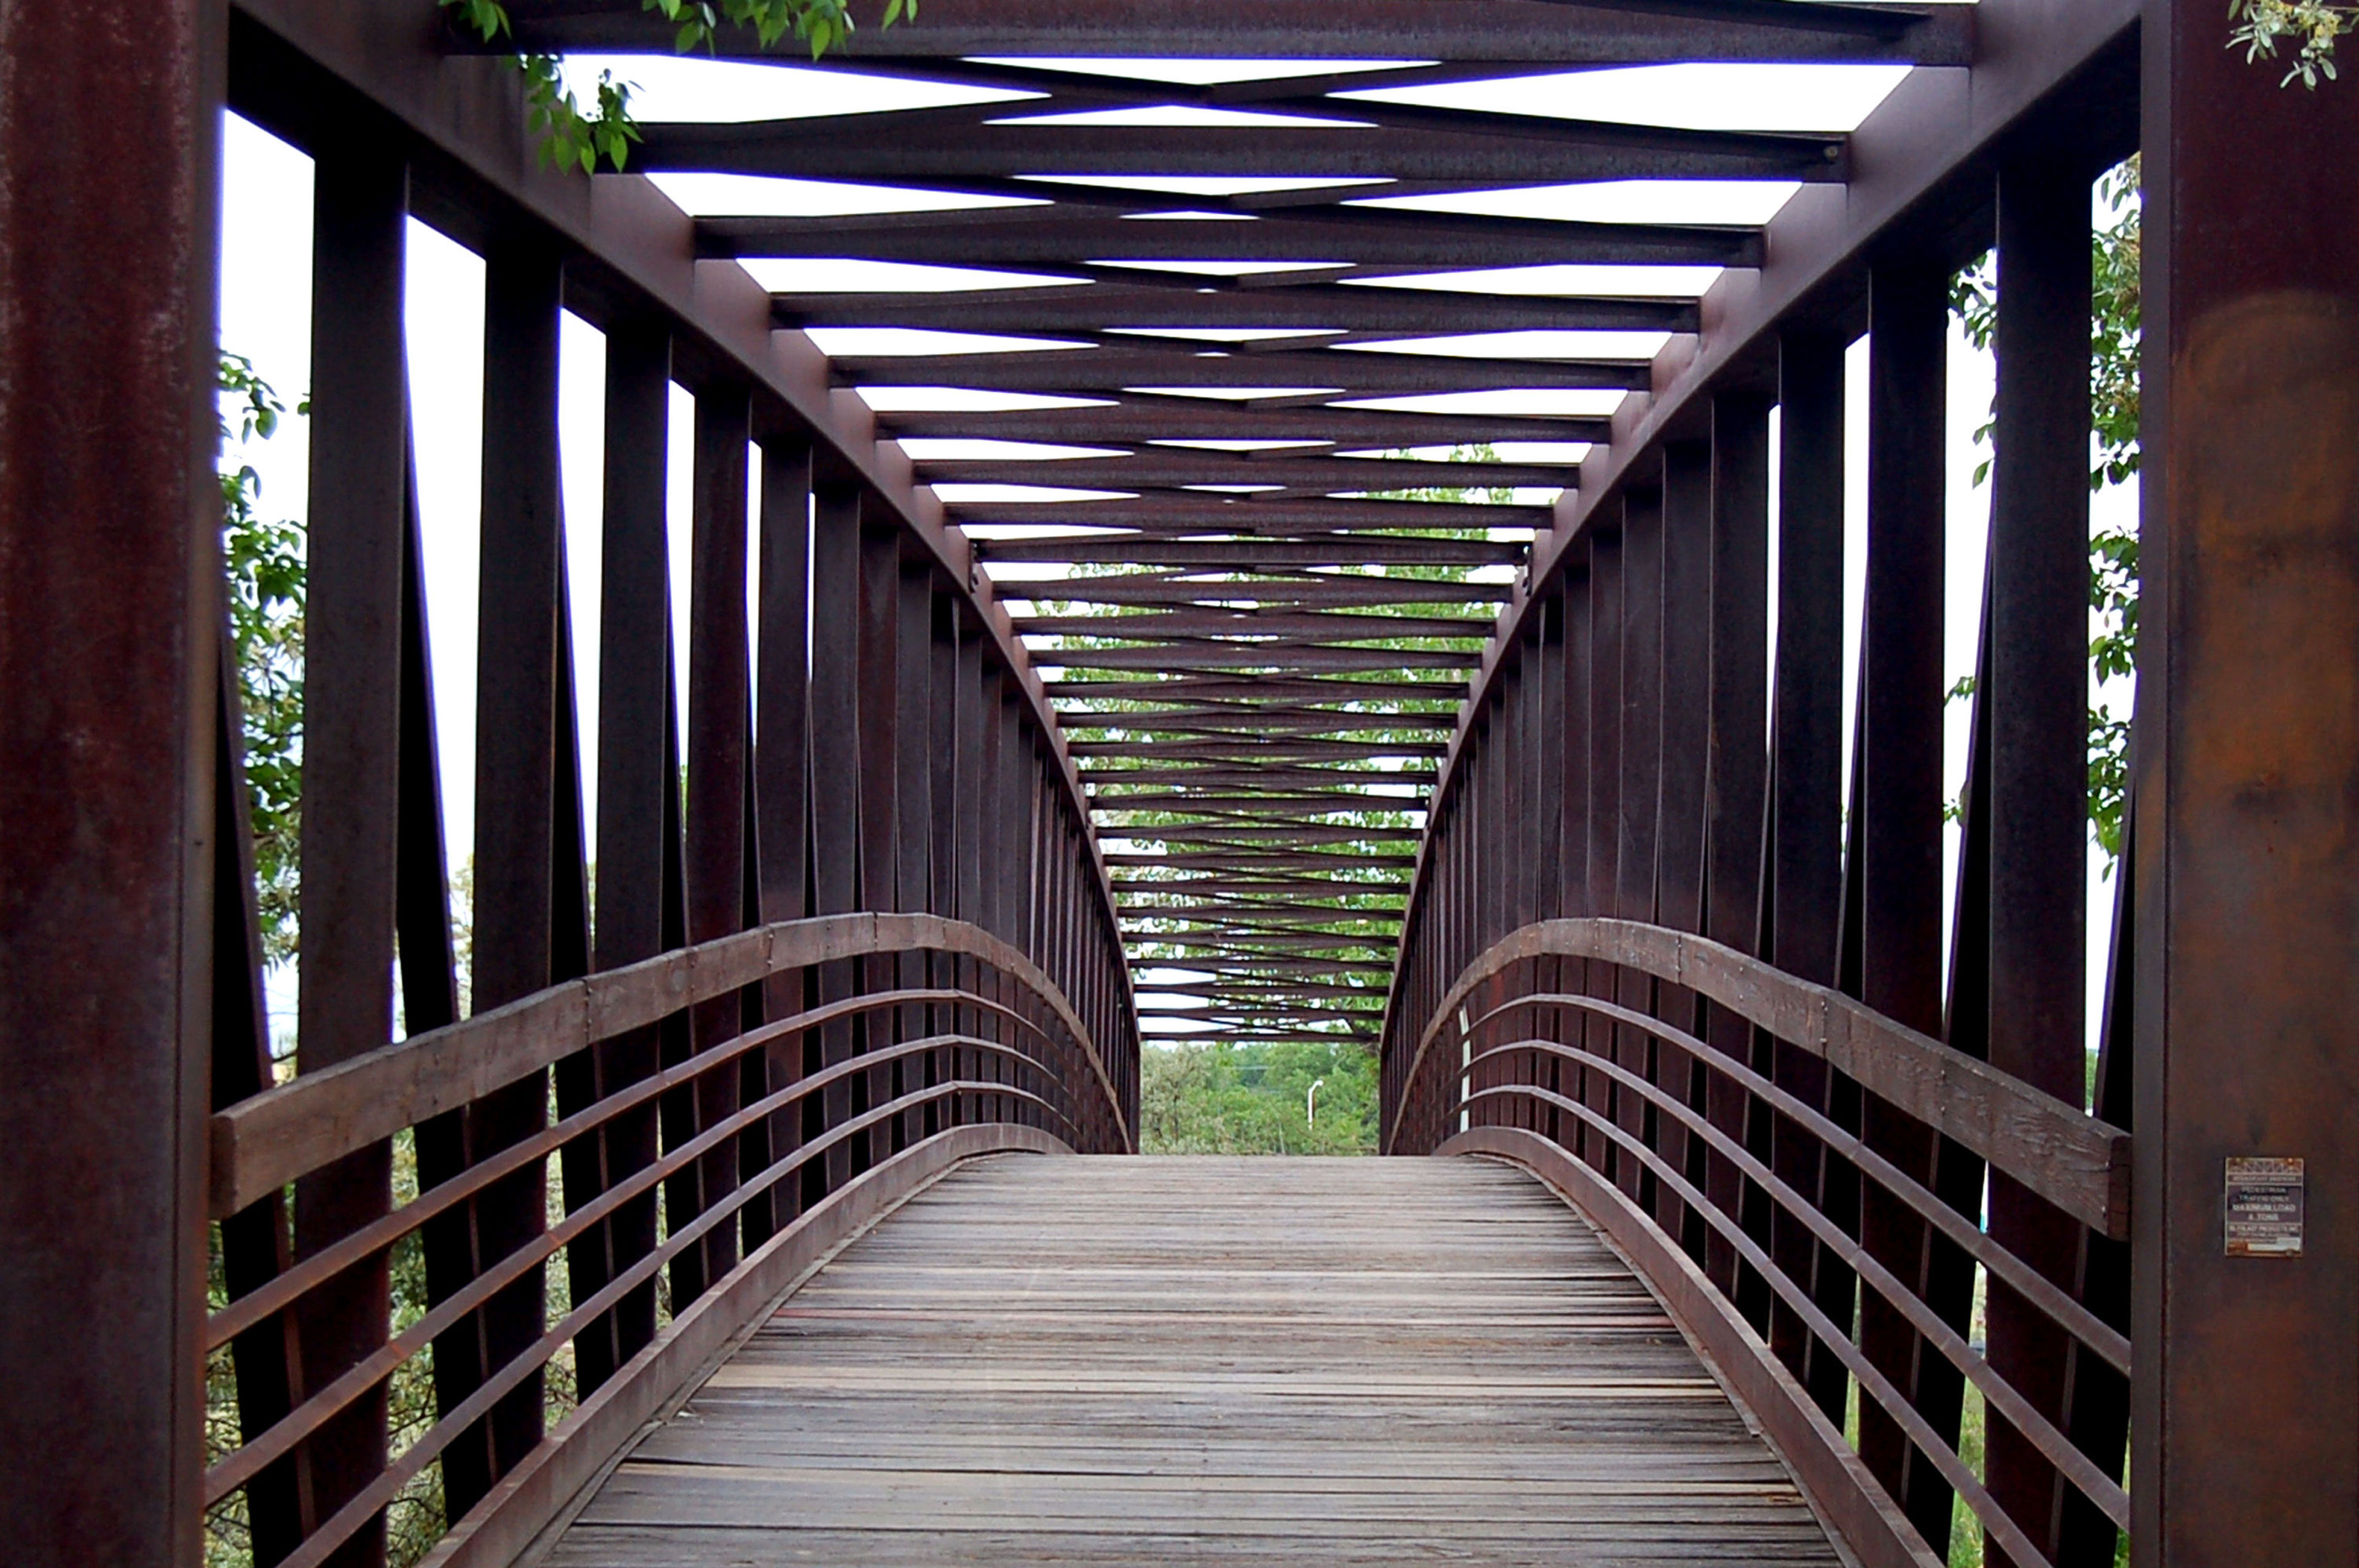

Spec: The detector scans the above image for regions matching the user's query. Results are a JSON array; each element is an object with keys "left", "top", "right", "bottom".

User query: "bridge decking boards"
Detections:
[{"left": 539, "top": 1155, "right": 1843, "bottom": 1567}]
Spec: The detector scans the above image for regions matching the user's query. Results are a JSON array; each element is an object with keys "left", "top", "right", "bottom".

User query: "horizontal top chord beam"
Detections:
[
  {"left": 703, "top": 208, "right": 1760, "bottom": 270},
  {"left": 640, "top": 117, "right": 1844, "bottom": 185},
  {"left": 493, "top": 0, "right": 1973, "bottom": 65},
  {"left": 784, "top": 284, "right": 1698, "bottom": 337}
]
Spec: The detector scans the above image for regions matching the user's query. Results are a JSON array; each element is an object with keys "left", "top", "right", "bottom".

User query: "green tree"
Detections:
[
  {"left": 218, "top": 354, "right": 305, "bottom": 962},
  {"left": 1141, "top": 1039, "right": 1379, "bottom": 1155}
]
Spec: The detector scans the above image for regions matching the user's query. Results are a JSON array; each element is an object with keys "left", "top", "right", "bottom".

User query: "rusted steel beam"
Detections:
[
  {"left": 1654, "top": 440, "right": 1713, "bottom": 1241},
  {"left": 856, "top": 519, "right": 906, "bottom": 1166},
  {"left": 1850, "top": 260, "right": 1970, "bottom": 1551},
  {"left": 705, "top": 209, "right": 1756, "bottom": 271},
  {"left": 643, "top": 117, "right": 1840, "bottom": 185},
  {"left": 986, "top": 539, "right": 1524, "bottom": 568},
  {"left": 493, "top": 0, "right": 1973, "bottom": 66},
  {"left": 2137, "top": 4, "right": 2359, "bottom": 1560},
  {"left": 952, "top": 625, "right": 988, "bottom": 930},
  {"left": 1559, "top": 553, "right": 1594, "bottom": 929},
  {"left": 1054, "top": 676, "right": 1468, "bottom": 703},
  {"left": 1766, "top": 333, "right": 1846, "bottom": 989},
  {"left": 894, "top": 555, "right": 937, "bottom": 1151},
  {"left": 216, "top": 651, "right": 307, "bottom": 1562},
  {"left": 1075, "top": 741, "right": 1447, "bottom": 764},
  {"left": 1612, "top": 487, "right": 1665, "bottom": 1200},
  {"left": 917, "top": 454, "right": 1577, "bottom": 491},
  {"left": 1019, "top": 609, "right": 1488, "bottom": 641},
  {"left": 880, "top": 402, "right": 1608, "bottom": 448},
  {"left": 931, "top": 599, "right": 969, "bottom": 1131},
  {"left": 432, "top": 235, "right": 567, "bottom": 1521},
  {"left": 678, "top": 382, "right": 755, "bottom": 1298},
  {"left": 960, "top": 497, "right": 1552, "bottom": 534},
  {"left": 808, "top": 487, "right": 863, "bottom": 1191},
  {"left": 1097, "top": 794, "right": 1433, "bottom": 817},
  {"left": 794, "top": 285, "right": 1694, "bottom": 338},
  {"left": 582, "top": 316, "right": 675, "bottom": 1391},
  {"left": 753, "top": 437, "right": 813, "bottom": 1229},
  {"left": 1035, "top": 581, "right": 1510, "bottom": 610},
  {"left": 1698, "top": 391, "right": 1770, "bottom": 1299},
  {"left": 834, "top": 346, "right": 1648, "bottom": 394},
  {"left": 1582, "top": 526, "right": 1624, "bottom": 1174},
  {"left": 286, "top": 130, "right": 409, "bottom": 1568},
  {"left": 1048, "top": 646, "right": 1482, "bottom": 673},
  {"left": 0, "top": 0, "right": 221, "bottom": 1557},
  {"left": 1980, "top": 155, "right": 2101, "bottom": 1568}
]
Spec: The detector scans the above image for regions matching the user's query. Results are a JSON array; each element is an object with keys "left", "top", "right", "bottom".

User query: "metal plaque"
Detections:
[{"left": 2224, "top": 1156, "right": 2305, "bottom": 1258}]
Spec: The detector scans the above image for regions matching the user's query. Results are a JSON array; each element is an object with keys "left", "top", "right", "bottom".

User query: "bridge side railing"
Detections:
[
  {"left": 1374, "top": 8, "right": 2145, "bottom": 1563},
  {"left": 193, "top": 7, "right": 1141, "bottom": 1568},
  {"left": 1388, "top": 920, "right": 2128, "bottom": 1568},
  {"left": 207, "top": 913, "right": 1122, "bottom": 1568}
]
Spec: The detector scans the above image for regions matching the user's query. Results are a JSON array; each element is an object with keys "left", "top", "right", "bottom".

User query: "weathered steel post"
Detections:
[
  {"left": 2137, "top": 1, "right": 2359, "bottom": 1558},
  {"left": 0, "top": 0, "right": 223, "bottom": 1559}
]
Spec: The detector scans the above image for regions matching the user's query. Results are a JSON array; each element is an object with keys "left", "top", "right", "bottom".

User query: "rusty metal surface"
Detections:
[
  {"left": 1982, "top": 154, "right": 2103, "bottom": 1568},
  {"left": 0, "top": 0, "right": 221, "bottom": 1560},
  {"left": 284, "top": 131, "right": 410, "bottom": 1568},
  {"left": 2137, "top": 0, "right": 2359, "bottom": 1558},
  {"left": 678, "top": 380, "right": 754, "bottom": 1299}
]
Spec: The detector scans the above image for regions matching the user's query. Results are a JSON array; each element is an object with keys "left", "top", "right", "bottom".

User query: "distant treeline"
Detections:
[{"left": 1140, "top": 1039, "right": 1377, "bottom": 1155}]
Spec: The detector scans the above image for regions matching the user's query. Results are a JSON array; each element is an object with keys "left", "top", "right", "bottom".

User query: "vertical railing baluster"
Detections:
[
  {"left": 1658, "top": 443, "right": 1715, "bottom": 1249},
  {"left": 677, "top": 380, "right": 753, "bottom": 1302},
  {"left": 2062, "top": 813, "right": 2134, "bottom": 1566},
  {"left": 1701, "top": 391, "right": 1772, "bottom": 1300},
  {"left": 1616, "top": 487, "right": 1665, "bottom": 1205},
  {"left": 435, "top": 232, "right": 567, "bottom": 1518},
  {"left": 289, "top": 135, "right": 409, "bottom": 1568},
  {"left": 855, "top": 517, "right": 902, "bottom": 1167},
  {"left": 752, "top": 436, "right": 813, "bottom": 1232},
  {"left": 893, "top": 553, "right": 934, "bottom": 1151},
  {"left": 950, "top": 621, "right": 986, "bottom": 1122},
  {"left": 1982, "top": 154, "right": 2100, "bottom": 1568},
  {"left": 216, "top": 642, "right": 309, "bottom": 1567},
  {"left": 1559, "top": 555, "right": 1594, "bottom": 1160},
  {"left": 809, "top": 483, "right": 864, "bottom": 1192},
  {"left": 1534, "top": 597, "right": 1568, "bottom": 1147},
  {"left": 1849, "top": 259, "right": 1969, "bottom": 1547},
  {"left": 929, "top": 594, "right": 962, "bottom": 1129},
  {"left": 1755, "top": 331, "right": 1845, "bottom": 1343},
  {"left": 976, "top": 665, "right": 1007, "bottom": 1126},
  {"left": 1584, "top": 526, "right": 1624, "bottom": 1172},
  {"left": 581, "top": 317, "right": 673, "bottom": 1391}
]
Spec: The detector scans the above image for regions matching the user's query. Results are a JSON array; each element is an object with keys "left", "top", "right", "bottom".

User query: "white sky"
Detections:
[{"left": 219, "top": 47, "right": 2131, "bottom": 1054}]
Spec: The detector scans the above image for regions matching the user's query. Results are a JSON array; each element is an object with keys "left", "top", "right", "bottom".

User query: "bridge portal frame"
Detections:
[{"left": 7, "top": 0, "right": 2359, "bottom": 1565}]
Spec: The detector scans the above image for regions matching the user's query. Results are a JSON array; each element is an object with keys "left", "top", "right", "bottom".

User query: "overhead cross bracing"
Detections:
[{"left": 487, "top": 0, "right": 1958, "bottom": 1050}]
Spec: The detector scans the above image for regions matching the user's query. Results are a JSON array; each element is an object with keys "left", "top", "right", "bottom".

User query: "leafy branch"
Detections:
[
  {"left": 218, "top": 354, "right": 307, "bottom": 962},
  {"left": 2229, "top": 0, "right": 2359, "bottom": 86},
  {"left": 442, "top": 0, "right": 915, "bottom": 173}
]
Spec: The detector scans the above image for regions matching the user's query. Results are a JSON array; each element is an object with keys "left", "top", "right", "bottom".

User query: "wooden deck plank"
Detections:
[{"left": 538, "top": 1155, "right": 1843, "bottom": 1567}]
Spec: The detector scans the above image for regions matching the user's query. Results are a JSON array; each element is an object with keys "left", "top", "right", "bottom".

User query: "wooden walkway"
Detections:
[{"left": 538, "top": 1155, "right": 1844, "bottom": 1566}]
